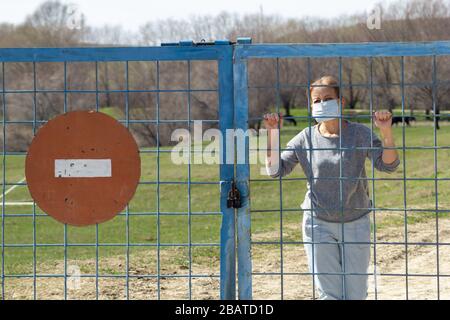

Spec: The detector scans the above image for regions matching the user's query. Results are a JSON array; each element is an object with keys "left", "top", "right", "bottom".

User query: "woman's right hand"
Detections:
[{"left": 263, "top": 112, "right": 283, "bottom": 130}]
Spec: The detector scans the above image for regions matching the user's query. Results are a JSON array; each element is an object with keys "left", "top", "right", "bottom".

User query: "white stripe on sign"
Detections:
[{"left": 55, "top": 159, "right": 112, "bottom": 178}]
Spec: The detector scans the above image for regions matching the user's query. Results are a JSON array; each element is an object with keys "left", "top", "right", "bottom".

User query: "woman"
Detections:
[{"left": 263, "top": 76, "right": 400, "bottom": 300}]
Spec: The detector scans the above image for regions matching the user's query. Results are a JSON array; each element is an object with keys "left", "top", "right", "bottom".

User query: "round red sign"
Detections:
[{"left": 25, "top": 111, "right": 141, "bottom": 226}]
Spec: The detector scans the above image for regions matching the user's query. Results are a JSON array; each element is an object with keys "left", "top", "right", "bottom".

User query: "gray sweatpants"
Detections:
[{"left": 302, "top": 212, "right": 371, "bottom": 300}]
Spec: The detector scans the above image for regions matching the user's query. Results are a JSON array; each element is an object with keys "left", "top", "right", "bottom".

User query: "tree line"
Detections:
[{"left": 1, "top": 0, "right": 449, "bottom": 151}]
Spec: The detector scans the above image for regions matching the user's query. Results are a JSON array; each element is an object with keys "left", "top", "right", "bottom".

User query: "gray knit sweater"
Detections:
[{"left": 265, "top": 120, "right": 400, "bottom": 222}]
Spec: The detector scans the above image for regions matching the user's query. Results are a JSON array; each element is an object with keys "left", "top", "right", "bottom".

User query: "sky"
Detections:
[{"left": 1, "top": 0, "right": 391, "bottom": 32}]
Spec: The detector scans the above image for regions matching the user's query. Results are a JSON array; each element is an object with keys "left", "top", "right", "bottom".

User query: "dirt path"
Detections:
[
  {"left": 251, "top": 216, "right": 450, "bottom": 300},
  {"left": 4, "top": 216, "right": 450, "bottom": 300}
]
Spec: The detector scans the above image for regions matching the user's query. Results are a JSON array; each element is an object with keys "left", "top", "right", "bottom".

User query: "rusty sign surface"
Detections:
[{"left": 25, "top": 110, "right": 141, "bottom": 226}]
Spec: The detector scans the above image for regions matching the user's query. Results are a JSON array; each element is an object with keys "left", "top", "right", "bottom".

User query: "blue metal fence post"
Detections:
[
  {"left": 234, "top": 37, "right": 253, "bottom": 300},
  {"left": 218, "top": 41, "right": 237, "bottom": 300}
]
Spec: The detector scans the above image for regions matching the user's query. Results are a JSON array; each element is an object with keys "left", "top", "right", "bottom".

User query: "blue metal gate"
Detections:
[
  {"left": 233, "top": 40, "right": 450, "bottom": 300},
  {"left": 0, "top": 41, "right": 238, "bottom": 300},
  {"left": 1, "top": 39, "right": 450, "bottom": 300}
]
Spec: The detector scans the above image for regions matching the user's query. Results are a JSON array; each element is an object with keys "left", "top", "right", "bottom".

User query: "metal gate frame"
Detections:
[
  {"left": 2, "top": 39, "right": 450, "bottom": 300},
  {"left": 232, "top": 39, "right": 450, "bottom": 300},
  {"left": 0, "top": 42, "right": 238, "bottom": 300}
]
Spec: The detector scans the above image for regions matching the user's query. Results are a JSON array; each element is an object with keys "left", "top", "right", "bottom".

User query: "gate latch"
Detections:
[{"left": 227, "top": 181, "right": 242, "bottom": 209}]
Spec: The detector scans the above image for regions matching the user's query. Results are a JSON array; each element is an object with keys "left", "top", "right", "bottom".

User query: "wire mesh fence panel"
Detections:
[
  {"left": 0, "top": 44, "right": 236, "bottom": 300},
  {"left": 234, "top": 41, "right": 450, "bottom": 300},
  {"left": 1, "top": 40, "right": 450, "bottom": 300}
]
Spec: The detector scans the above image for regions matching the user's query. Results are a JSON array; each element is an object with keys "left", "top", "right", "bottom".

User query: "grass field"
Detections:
[{"left": 0, "top": 109, "right": 449, "bottom": 299}]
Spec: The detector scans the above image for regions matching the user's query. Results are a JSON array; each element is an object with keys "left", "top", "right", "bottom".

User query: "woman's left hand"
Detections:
[{"left": 373, "top": 110, "right": 393, "bottom": 130}]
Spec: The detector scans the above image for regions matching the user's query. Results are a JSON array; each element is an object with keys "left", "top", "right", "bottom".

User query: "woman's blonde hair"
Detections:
[{"left": 309, "top": 76, "right": 340, "bottom": 99}]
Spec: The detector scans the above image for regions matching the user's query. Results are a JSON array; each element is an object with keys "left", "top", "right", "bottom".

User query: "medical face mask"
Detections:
[{"left": 312, "top": 99, "right": 341, "bottom": 122}]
